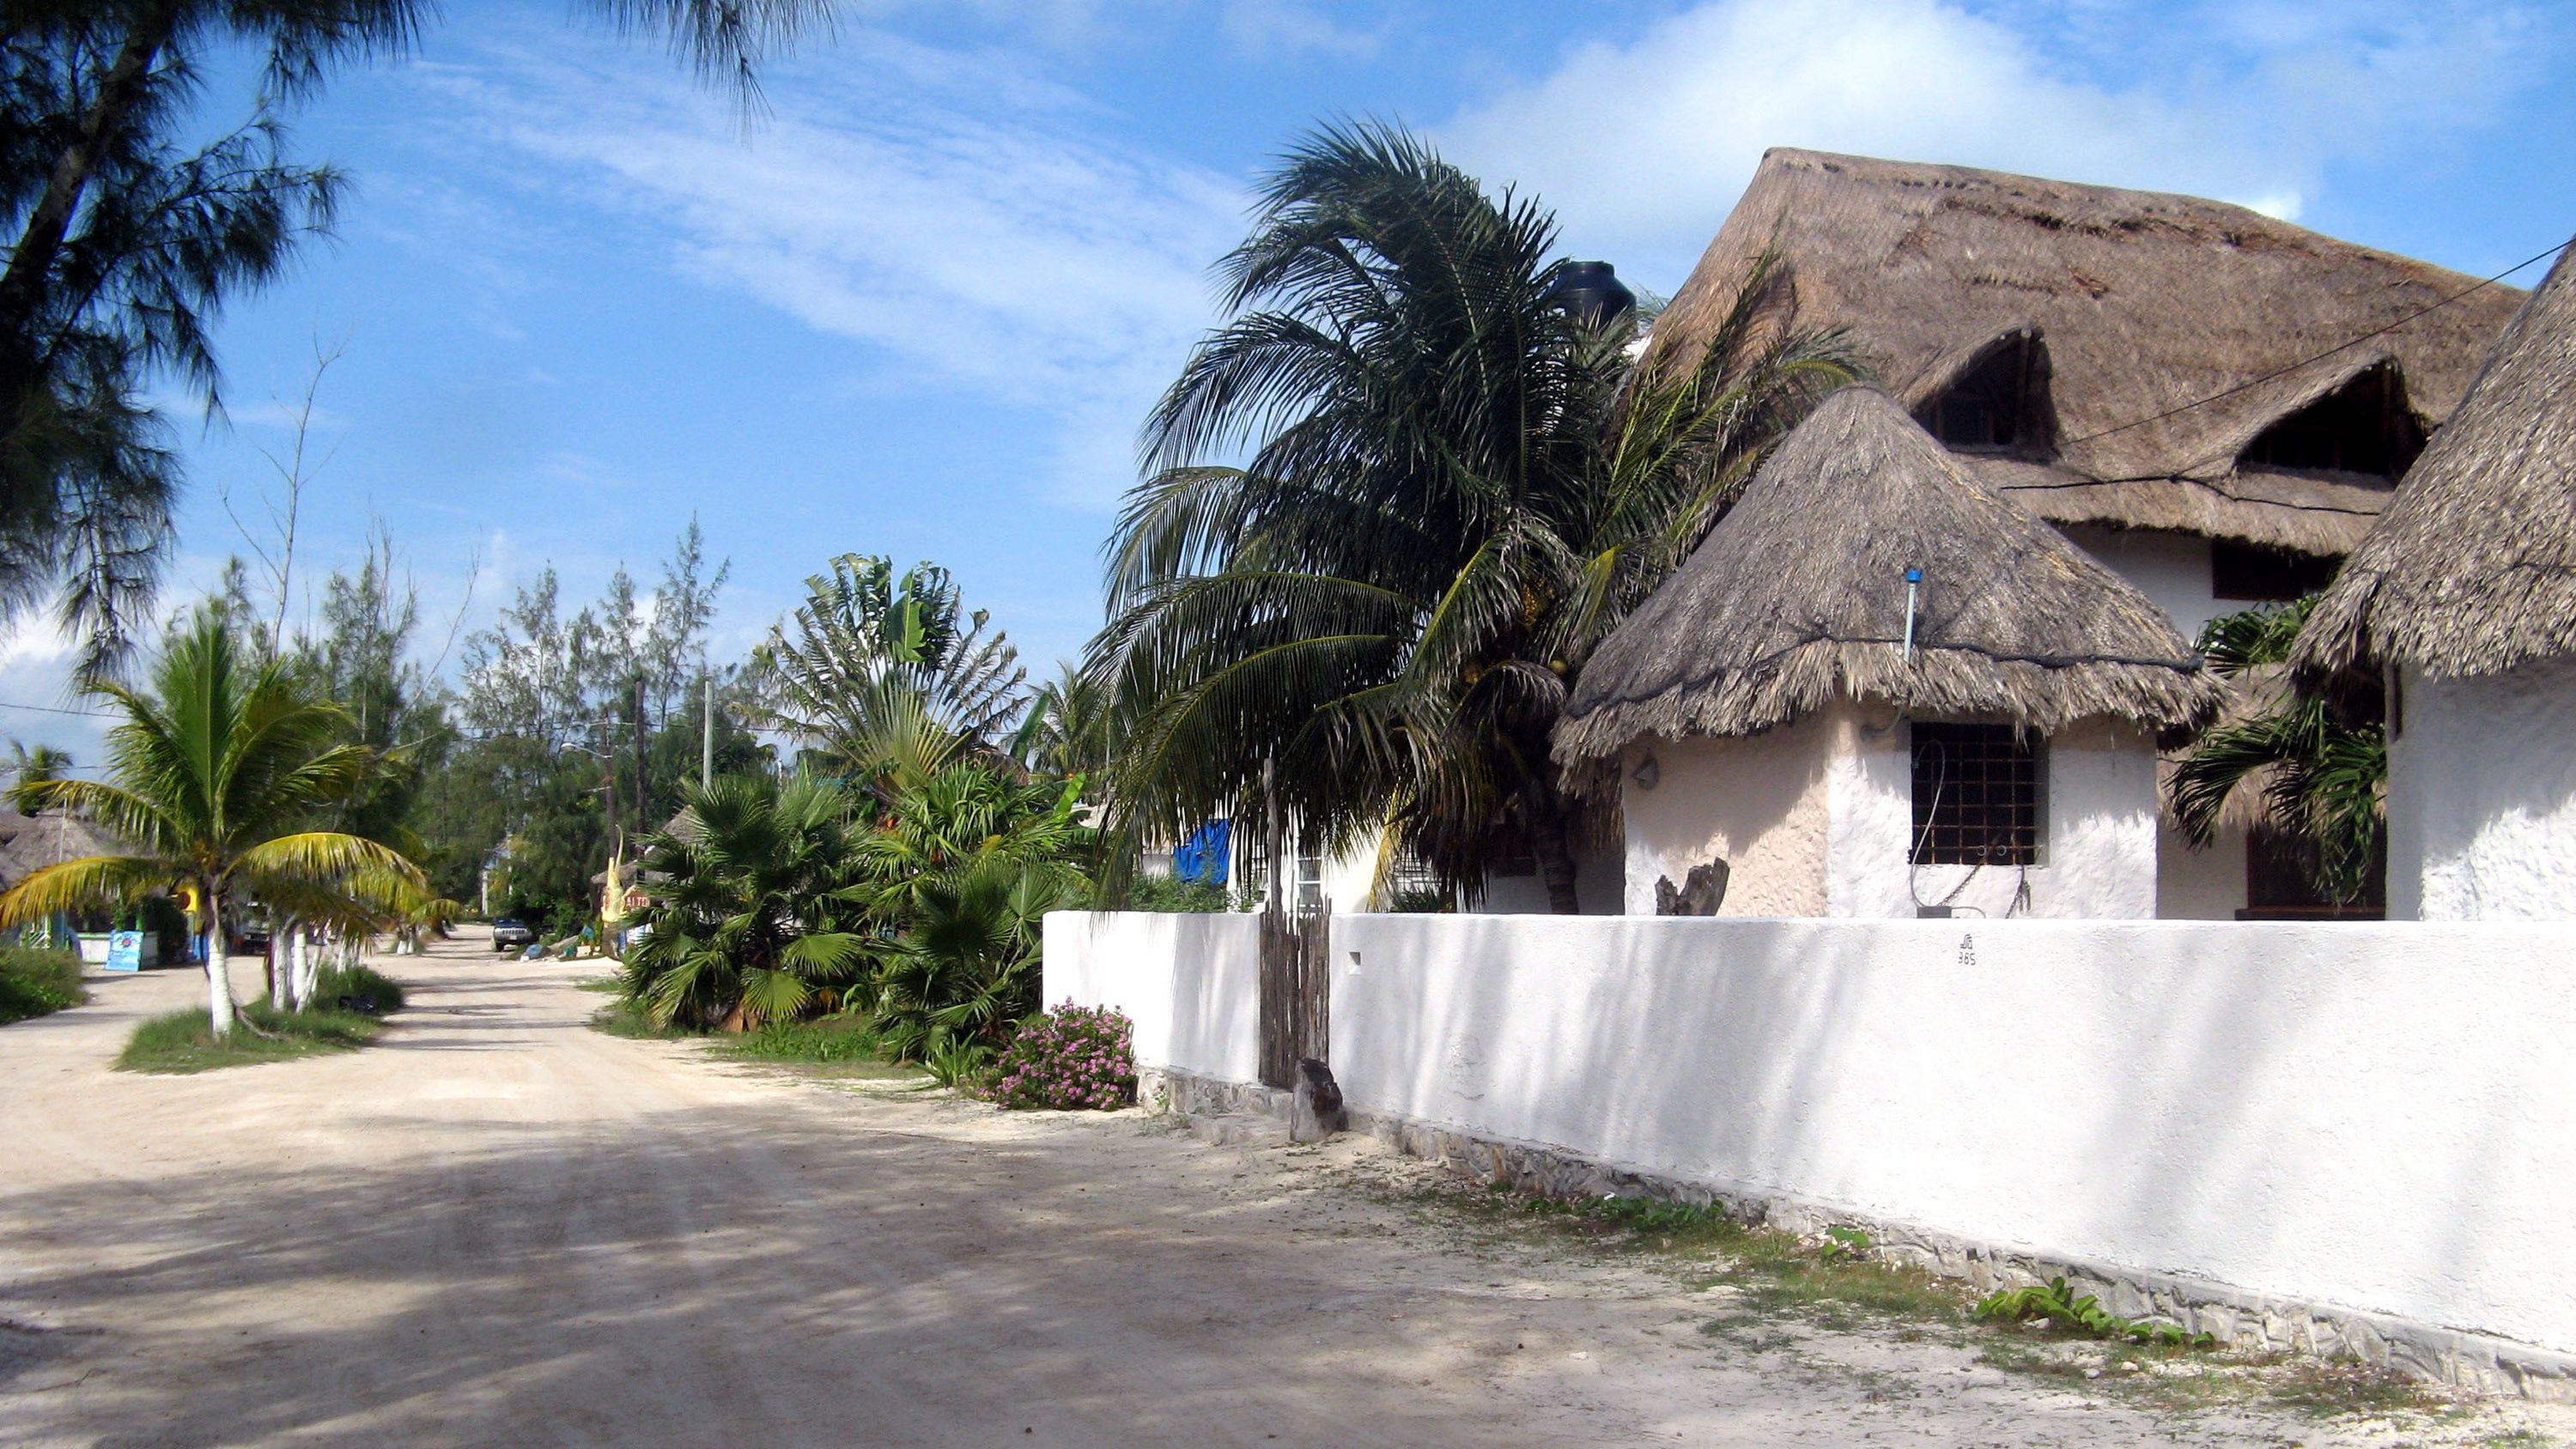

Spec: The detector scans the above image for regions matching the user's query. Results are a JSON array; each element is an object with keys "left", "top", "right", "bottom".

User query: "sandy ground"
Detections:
[{"left": 2, "top": 931, "right": 2568, "bottom": 1449}]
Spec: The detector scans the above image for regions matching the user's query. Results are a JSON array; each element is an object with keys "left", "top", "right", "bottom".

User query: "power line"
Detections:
[
  {"left": 2063, "top": 235, "right": 2571, "bottom": 449},
  {"left": 0, "top": 700, "right": 112, "bottom": 718}
]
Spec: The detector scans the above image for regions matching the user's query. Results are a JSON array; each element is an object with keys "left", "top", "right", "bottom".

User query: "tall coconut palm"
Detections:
[
  {"left": 1092, "top": 122, "right": 1860, "bottom": 910},
  {"left": 0, "top": 609, "right": 424, "bottom": 1034}
]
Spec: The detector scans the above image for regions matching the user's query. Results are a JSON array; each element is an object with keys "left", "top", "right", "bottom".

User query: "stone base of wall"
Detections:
[{"left": 1137, "top": 1066, "right": 2576, "bottom": 1401}]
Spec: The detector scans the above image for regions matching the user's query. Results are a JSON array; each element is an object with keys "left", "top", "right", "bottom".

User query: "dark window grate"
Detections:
[{"left": 1911, "top": 724, "right": 2040, "bottom": 866}]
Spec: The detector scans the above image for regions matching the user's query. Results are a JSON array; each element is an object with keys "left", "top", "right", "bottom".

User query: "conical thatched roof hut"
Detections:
[
  {"left": 1557, "top": 387, "right": 2220, "bottom": 765},
  {"left": 1648, "top": 150, "right": 2523, "bottom": 556},
  {"left": 2296, "top": 246, "right": 2576, "bottom": 678},
  {"left": 0, "top": 808, "right": 129, "bottom": 888}
]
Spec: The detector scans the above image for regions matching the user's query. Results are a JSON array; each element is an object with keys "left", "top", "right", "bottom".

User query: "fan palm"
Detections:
[
  {"left": 755, "top": 555, "right": 1028, "bottom": 797},
  {"left": 620, "top": 773, "right": 870, "bottom": 1030},
  {"left": 1092, "top": 121, "right": 1859, "bottom": 910},
  {"left": 0, "top": 609, "right": 424, "bottom": 1035},
  {"left": 838, "top": 761, "right": 1090, "bottom": 1070},
  {"left": 2168, "top": 596, "right": 2385, "bottom": 904}
]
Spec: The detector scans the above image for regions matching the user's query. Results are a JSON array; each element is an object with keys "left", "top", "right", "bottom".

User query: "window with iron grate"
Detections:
[{"left": 1911, "top": 724, "right": 2044, "bottom": 866}]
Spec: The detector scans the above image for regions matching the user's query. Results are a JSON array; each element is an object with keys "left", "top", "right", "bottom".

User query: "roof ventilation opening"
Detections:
[
  {"left": 2239, "top": 362, "right": 2426, "bottom": 480},
  {"left": 1916, "top": 331, "right": 2055, "bottom": 459}
]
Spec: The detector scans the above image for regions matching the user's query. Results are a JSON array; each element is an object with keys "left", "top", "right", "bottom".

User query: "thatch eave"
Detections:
[{"left": 1557, "top": 387, "right": 2221, "bottom": 766}]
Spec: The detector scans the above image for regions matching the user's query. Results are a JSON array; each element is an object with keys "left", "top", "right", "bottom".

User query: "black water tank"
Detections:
[{"left": 1548, "top": 260, "right": 1635, "bottom": 327}]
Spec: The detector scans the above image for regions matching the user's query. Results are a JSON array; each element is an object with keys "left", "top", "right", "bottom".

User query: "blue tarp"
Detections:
[{"left": 1172, "top": 819, "right": 1231, "bottom": 884}]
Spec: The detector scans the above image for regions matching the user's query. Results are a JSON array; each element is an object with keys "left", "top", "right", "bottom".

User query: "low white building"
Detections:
[
  {"left": 1554, "top": 387, "right": 2219, "bottom": 919},
  {"left": 1641, "top": 149, "right": 2521, "bottom": 919},
  {"left": 2298, "top": 246, "right": 2576, "bottom": 919}
]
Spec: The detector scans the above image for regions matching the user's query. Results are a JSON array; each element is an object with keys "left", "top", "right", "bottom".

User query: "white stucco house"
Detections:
[
  {"left": 1553, "top": 387, "right": 2219, "bottom": 919},
  {"left": 1601, "top": 149, "right": 2522, "bottom": 919},
  {"left": 2296, "top": 246, "right": 2576, "bottom": 920}
]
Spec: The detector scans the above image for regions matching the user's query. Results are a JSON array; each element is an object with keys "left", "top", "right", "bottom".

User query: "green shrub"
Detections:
[
  {"left": 0, "top": 945, "right": 85, "bottom": 1024},
  {"left": 1122, "top": 876, "right": 1254, "bottom": 912},
  {"left": 720, "top": 1016, "right": 884, "bottom": 1063},
  {"left": 988, "top": 1002, "right": 1136, "bottom": 1110}
]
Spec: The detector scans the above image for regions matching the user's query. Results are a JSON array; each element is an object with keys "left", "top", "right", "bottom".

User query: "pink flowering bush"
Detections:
[{"left": 988, "top": 1002, "right": 1137, "bottom": 1111}]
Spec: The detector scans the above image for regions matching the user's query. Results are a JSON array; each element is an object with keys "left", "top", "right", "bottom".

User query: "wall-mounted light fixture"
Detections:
[{"left": 1632, "top": 753, "right": 1661, "bottom": 791}]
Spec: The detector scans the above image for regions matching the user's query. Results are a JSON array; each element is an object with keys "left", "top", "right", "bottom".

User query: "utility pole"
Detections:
[
  {"left": 633, "top": 675, "right": 650, "bottom": 836},
  {"left": 702, "top": 673, "right": 714, "bottom": 790},
  {"left": 598, "top": 714, "right": 621, "bottom": 848}
]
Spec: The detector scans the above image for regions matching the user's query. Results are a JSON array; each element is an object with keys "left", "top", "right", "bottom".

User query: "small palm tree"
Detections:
[
  {"left": 0, "top": 611, "right": 425, "bottom": 1036},
  {"left": 5, "top": 740, "right": 72, "bottom": 814},
  {"left": 621, "top": 774, "right": 871, "bottom": 1030},
  {"left": 842, "top": 762, "right": 1091, "bottom": 1073},
  {"left": 2168, "top": 597, "right": 2385, "bottom": 904}
]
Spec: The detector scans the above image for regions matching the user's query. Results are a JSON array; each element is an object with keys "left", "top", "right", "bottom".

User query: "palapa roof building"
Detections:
[
  {"left": 1557, "top": 386, "right": 2221, "bottom": 766},
  {"left": 2297, "top": 246, "right": 2576, "bottom": 678},
  {"left": 0, "top": 808, "right": 128, "bottom": 889},
  {"left": 1647, "top": 149, "right": 2524, "bottom": 557}
]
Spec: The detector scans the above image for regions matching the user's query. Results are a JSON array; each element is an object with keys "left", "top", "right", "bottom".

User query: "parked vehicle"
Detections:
[{"left": 489, "top": 918, "right": 537, "bottom": 954}]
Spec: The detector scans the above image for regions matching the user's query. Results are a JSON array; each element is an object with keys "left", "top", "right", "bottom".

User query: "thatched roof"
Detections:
[
  {"left": 0, "top": 809, "right": 130, "bottom": 888},
  {"left": 1648, "top": 149, "right": 2523, "bottom": 555},
  {"left": 2296, "top": 246, "right": 2576, "bottom": 677},
  {"left": 1555, "top": 387, "right": 2221, "bottom": 761}
]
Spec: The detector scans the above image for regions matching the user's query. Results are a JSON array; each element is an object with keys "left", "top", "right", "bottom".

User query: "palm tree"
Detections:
[
  {"left": 1091, "top": 122, "right": 1860, "bottom": 911},
  {"left": 620, "top": 774, "right": 871, "bottom": 1030},
  {"left": 2168, "top": 597, "right": 2386, "bottom": 905},
  {"left": 755, "top": 555, "right": 1029, "bottom": 797},
  {"left": 0, "top": 610, "right": 424, "bottom": 1035},
  {"left": 0, "top": 2, "right": 831, "bottom": 670},
  {"left": 843, "top": 763, "right": 1091, "bottom": 1072},
  {"left": 5, "top": 741, "right": 74, "bottom": 814}
]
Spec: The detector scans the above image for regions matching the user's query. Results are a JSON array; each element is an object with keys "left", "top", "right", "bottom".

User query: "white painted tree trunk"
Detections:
[
  {"left": 294, "top": 927, "right": 318, "bottom": 1007},
  {"left": 204, "top": 893, "right": 234, "bottom": 1039},
  {"left": 273, "top": 917, "right": 297, "bottom": 1010}
]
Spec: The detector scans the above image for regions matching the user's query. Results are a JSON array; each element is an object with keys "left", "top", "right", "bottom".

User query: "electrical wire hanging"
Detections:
[{"left": 2061, "top": 234, "right": 2573, "bottom": 450}]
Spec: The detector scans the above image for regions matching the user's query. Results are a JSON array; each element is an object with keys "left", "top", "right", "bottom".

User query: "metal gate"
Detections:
[{"left": 1258, "top": 894, "right": 1329, "bottom": 1089}]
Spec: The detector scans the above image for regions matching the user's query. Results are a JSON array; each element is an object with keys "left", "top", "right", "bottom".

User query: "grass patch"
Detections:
[
  {"left": 588, "top": 995, "right": 693, "bottom": 1040},
  {"left": 115, "top": 964, "right": 405, "bottom": 1073},
  {"left": 1411, "top": 1185, "right": 1967, "bottom": 1331},
  {"left": 587, "top": 995, "right": 927, "bottom": 1082},
  {"left": 0, "top": 946, "right": 85, "bottom": 1024}
]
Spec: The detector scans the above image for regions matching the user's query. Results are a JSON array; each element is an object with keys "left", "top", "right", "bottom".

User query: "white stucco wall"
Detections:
[
  {"left": 1830, "top": 713, "right": 2160, "bottom": 919},
  {"left": 1618, "top": 709, "right": 1837, "bottom": 916},
  {"left": 2391, "top": 658, "right": 2576, "bottom": 920},
  {"left": 1046, "top": 909, "right": 2576, "bottom": 1355},
  {"left": 2064, "top": 525, "right": 2228, "bottom": 643},
  {"left": 1624, "top": 708, "right": 2160, "bottom": 919},
  {"left": 1041, "top": 911, "right": 1260, "bottom": 1081}
]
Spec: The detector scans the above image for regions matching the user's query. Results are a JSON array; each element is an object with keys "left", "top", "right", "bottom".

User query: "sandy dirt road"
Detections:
[{"left": 1, "top": 932, "right": 2566, "bottom": 1448}]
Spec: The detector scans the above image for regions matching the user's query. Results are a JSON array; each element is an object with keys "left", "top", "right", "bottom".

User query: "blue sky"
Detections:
[{"left": 4, "top": 0, "right": 2572, "bottom": 755}]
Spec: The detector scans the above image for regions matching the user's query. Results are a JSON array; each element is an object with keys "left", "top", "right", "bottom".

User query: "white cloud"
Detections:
[
  {"left": 1437, "top": 0, "right": 2555, "bottom": 287},
  {"left": 1221, "top": 0, "right": 1382, "bottom": 59},
  {"left": 415, "top": 29, "right": 1242, "bottom": 510}
]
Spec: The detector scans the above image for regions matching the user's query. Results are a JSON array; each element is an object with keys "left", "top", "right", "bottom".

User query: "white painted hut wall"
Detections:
[
  {"left": 1617, "top": 709, "right": 1837, "bottom": 916},
  {"left": 2063, "top": 525, "right": 2228, "bottom": 643},
  {"left": 1828, "top": 714, "right": 2160, "bottom": 919},
  {"left": 1040, "top": 911, "right": 1261, "bottom": 1081},
  {"left": 1043, "top": 910, "right": 2576, "bottom": 1355},
  {"left": 2390, "top": 659, "right": 2576, "bottom": 921}
]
